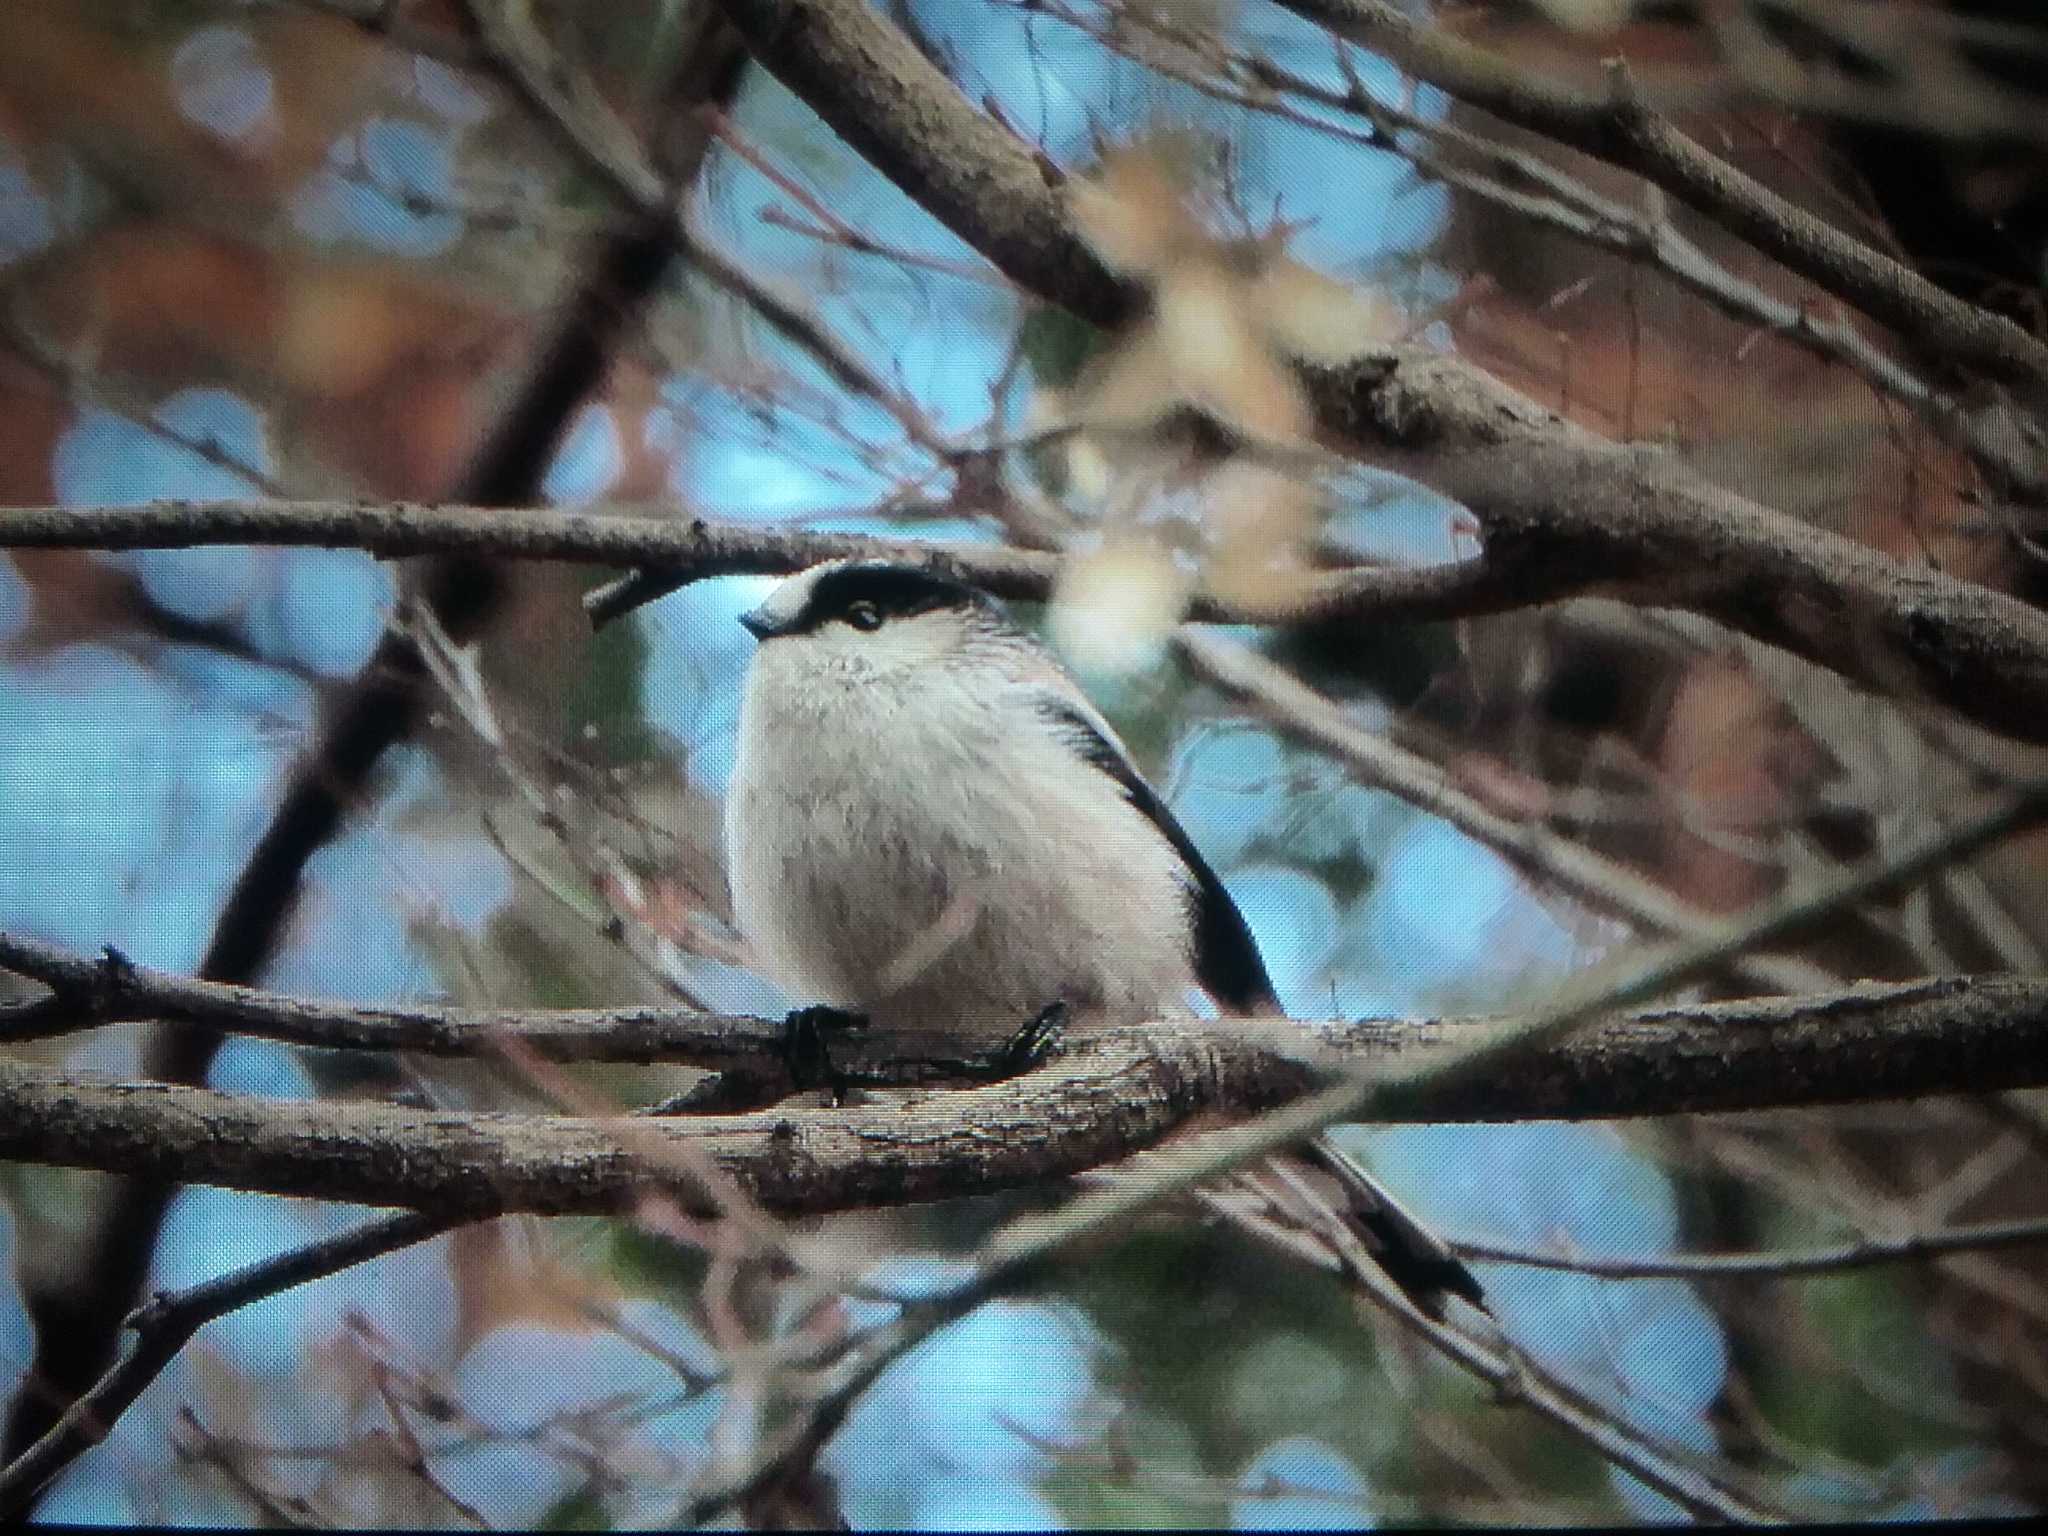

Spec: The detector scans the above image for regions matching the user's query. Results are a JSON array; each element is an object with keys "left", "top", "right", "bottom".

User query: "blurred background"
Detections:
[{"left": 2, "top": 0, "right": 2046, "bottom": 1524}]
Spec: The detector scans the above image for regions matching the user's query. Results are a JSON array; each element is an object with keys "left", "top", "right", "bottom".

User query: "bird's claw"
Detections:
[
  {"left": 978, "top": 1000, "right": 1067, "bottom": 1080},
  {"left": 781, "top": 1005, "right": 867, "bottom": 1105}
]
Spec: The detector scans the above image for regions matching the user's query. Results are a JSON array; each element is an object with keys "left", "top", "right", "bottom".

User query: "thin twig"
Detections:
[
  {"left": 1453, "top": 1213, "right": 2048, "bottom": 1280},
  {"left": 1271, "top": 0, "right": 2048, "bottom": 394},
  {"left": 1177, "top": 628, "right": 1837, "bottom": 993},
  {"left": 0, "top": 1212, "right": 456, "bottom": 1516}
]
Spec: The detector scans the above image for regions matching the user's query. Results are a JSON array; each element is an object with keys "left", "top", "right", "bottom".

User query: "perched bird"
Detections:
[{"left": 724, "top": 558, "right": 1481, "bottom": 1314}]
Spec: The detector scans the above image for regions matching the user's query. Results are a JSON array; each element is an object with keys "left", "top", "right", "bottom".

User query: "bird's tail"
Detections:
[{"left": 1246, "top": 1137, "right": 1486, "bottom": 1320}]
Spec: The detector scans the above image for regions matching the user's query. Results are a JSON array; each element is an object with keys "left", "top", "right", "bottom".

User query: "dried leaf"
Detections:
[
  {"left": 1251, "top": 257, "right": 1405, "bottom": 365},
  {"left": 1049, "top": 537, "right": 1193, "bottom": 676},
  {"left": 1203, "top": 461, "right": 1318, "bottom": 610},
  {"left": 1156, "top": 262, "right": 1314, "bottom": 443},
  {"left": 1069, "top": 147, "right": 1200, "bottom": 274},
  {"left": 1528, "top": 0, "right": 1636, "bottom": 34}
]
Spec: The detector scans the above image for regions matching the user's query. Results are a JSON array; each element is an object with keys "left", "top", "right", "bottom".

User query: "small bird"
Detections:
[{"left": 724, "top": 558, "right": 1481, "bottom": 1314}]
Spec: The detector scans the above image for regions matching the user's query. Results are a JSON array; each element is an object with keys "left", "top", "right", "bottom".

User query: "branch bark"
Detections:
[
  {"left": 1272, "top": 0, "right": 2048, "bottom": 396},
  {"left": 698, "top": 0, "right": 2048, "bottom": 745},
  {"left": 0, "top": 497, "right": 1544, "bottom": 626},
  {"left": 8, "top": 930, "right": 2042, "bottom": 1099},
  {"left": 10, "top": 487, "right": 2048, "bottom": 747},
  {"left": 2, "top": 975, "right": 2045, "bottom": 1219}
]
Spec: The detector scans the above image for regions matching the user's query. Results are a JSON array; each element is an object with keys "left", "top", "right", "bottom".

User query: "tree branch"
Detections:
[
  {"left": 0, "top": 1211, "right": 455, "bottom": 1517},
  {"left": 2, "top": 970, "right": 2046, "bottom": 1219},
  {"left": 11, "top": 490, "right": 2048, "bottom": 748},
  {"left": 1272, "top": 0, "right": 2048, "bottom": 396},
  {"left": 9, "top": 925, "right": 2048, "bottom": 1109},
  {"left": 0, "top": 497, "right": 1537, "bottom": 630},
  {"left": 1452, "top": 1212, "right": 2048, "bottom": 1282},
  {"left": 699, "top": 0, "right": 2048, "bottom": 744}
]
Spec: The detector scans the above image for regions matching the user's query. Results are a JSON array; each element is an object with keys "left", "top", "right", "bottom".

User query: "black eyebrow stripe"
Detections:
[{"left": 792, "top": 563, "right": 991, "bottom": 632}]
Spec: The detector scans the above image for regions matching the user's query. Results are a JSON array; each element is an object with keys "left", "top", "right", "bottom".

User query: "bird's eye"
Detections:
[{"left": 844, "top": 601, "right": 884, "bottom": 631}]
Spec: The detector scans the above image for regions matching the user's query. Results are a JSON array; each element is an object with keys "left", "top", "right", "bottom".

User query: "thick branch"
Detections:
[
  {"left": 706, "top": 0, "right": 2048, "bottom": 744},
  {"left": 1410, "top": 426, "right": 2048, "bottom": 742},
  {"left": 2, "top": 976, "right": 2046, "bottom": 1219},
  {"left": 11, "top": 932, "right": 2042, "bottom": 1099},
  {"left": 1273, "top": 0, "right": 2048, "bottom": 396}
]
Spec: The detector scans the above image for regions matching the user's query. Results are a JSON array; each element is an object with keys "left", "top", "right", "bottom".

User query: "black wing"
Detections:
[{"left": 1037, "top": 699, "right": 1280, "bottom": 1015}]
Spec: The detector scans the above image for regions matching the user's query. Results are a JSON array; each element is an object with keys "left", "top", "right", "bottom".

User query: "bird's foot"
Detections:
[
  {"left": 782, "top": 1004, "right": 867, "bottom": 1105},
  {"left": 970, "top": 1000, "right": 1067, "bottom": 1081}
]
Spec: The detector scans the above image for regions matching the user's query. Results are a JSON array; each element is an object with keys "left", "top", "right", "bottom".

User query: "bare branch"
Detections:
[
  {"left": 1454, "top": 1213, "right": 2048, "bottom": 1282},
  {"left": 10, "top": 493, "right": 2048, "bottom": 750},
  {"left": 0, "top": 497, "right": 1522, "bottom": 628},
  {"left": 9, "top": 913, "right": 2048, "bottom": 1106},
  {"left": 1272, "top": 0, "right": 2048, "bottom": 396},
  {"left": 700, "top": 0, "right": 2048, "bottom": 744},
  {"left": 0, "top": 1211, "right": 455, "bottom": 1517},
  {"left": 3, "top": 960, "right": 2047, "bottom": 1216}
]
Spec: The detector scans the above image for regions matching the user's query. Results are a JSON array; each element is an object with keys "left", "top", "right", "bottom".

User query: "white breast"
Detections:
[{"left": 725, "top": 646, "right": 1198, "bottom": 1036}]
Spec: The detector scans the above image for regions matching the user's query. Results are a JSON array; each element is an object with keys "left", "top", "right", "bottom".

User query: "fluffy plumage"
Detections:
[
  {"left": 727, "top": 559, "right": 1261, "bottom": 1034},
  {"left": 724, "top": 558, "right": 1483, "bottom": 1313}
]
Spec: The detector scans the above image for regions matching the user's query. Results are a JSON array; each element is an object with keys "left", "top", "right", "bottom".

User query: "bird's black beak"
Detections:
[{"left": 738, "top": 605, "right": 782, "bottom": 640}]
